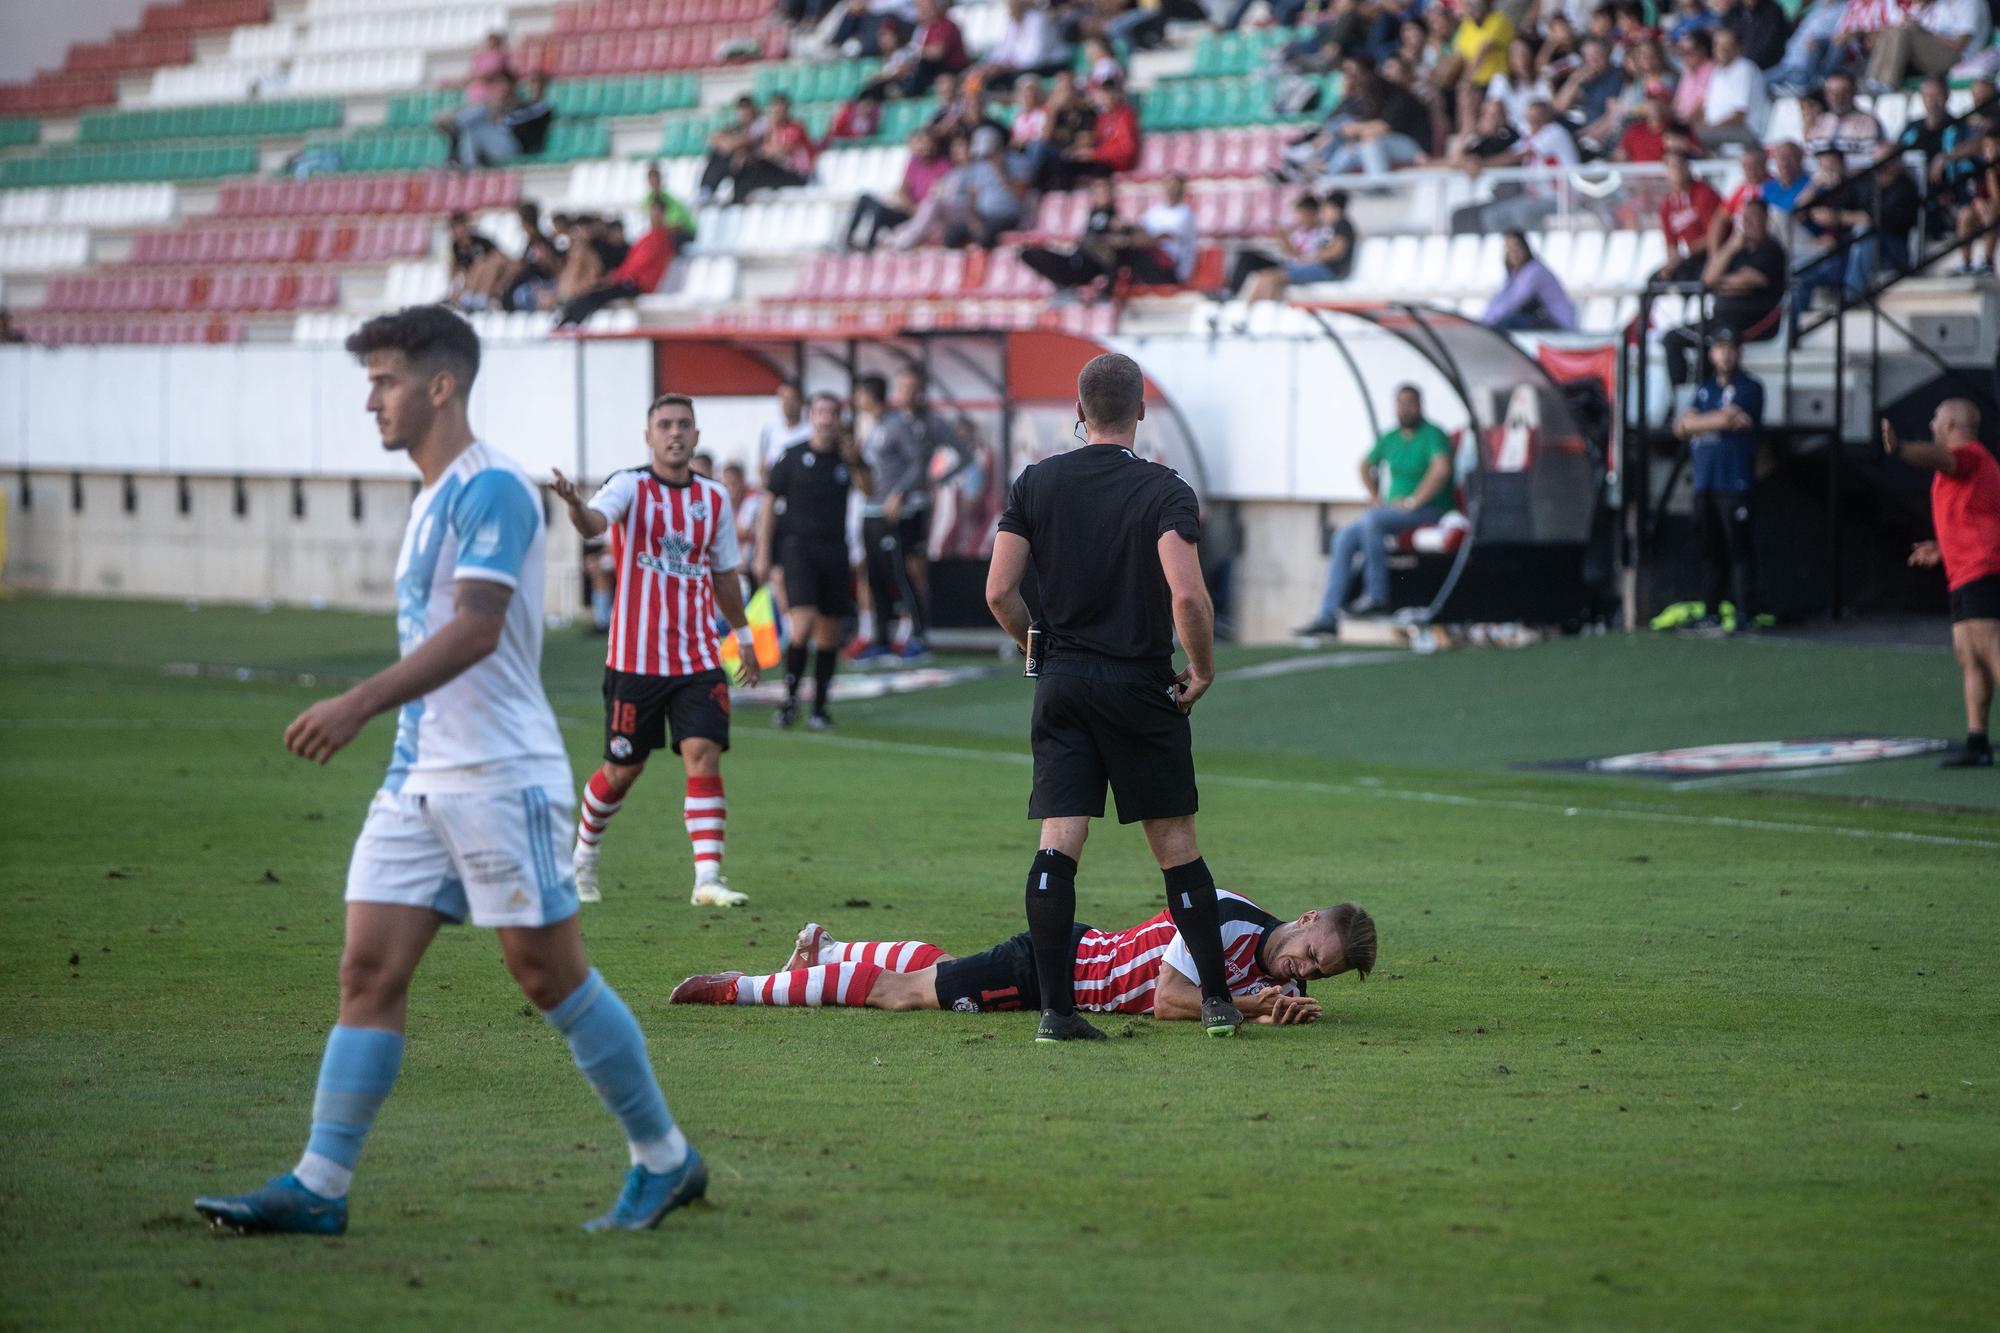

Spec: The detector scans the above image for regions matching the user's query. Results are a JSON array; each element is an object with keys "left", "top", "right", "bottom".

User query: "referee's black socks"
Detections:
[
  {"left": 1163, "top": 859, "right": 1231, "bottom": 1003},
  {"left": 1025, "top": 849, "right": 1079, "bottom": 1015},
  {"left": 812, "top": 647, "right": 838, "bottom": 715},
  {"left": 783, "top": 643, "right": 809, "bottom": 703}
]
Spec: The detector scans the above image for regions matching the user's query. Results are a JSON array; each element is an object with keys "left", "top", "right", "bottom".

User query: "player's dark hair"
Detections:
[
  {"left": 856, "top": 372, "right": 888, "bottom": 403},
  {"left": 810, "top": 390, "right": 844, "bottom": 410},
  {"left": 345, "top": 305, "right": 480, "bottom": 396},
  {"left": 1077, "top": 352, "right": 1144, "bottom": 429},
  {"left": 1327, "top": 903, "right": 1376, "bottom": 980},
  {"left": 649, "top": 392, "right": 696, "bottom": 421}
]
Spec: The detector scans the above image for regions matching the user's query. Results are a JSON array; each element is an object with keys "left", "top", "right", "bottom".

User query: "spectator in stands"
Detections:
[
  {"left": 502, "top": 72, "right": 556, "bottom": 159},
  {"left": 1216, "top": 0, "right": 1316, "bottom": 31},
  {"left": 554, "top": 198, "right": 677, "bottom": 327},
  {"left": 1317, "top": 65, "right": 1434, "bottom": 178},
  {"left": 643, "top": 164, "right": 698, "bottom": 251},
  {"left": 1483, "top": 231, "right": 1577, "bottom": 330},
  {"left": 854, "top": 19, "right": 917, "bottom": 100},
  {"left": 1766, "top": 139, "right": 1812, "bottom": 211},
  {"left": 846, "top": 126, "right": 952, "bottom": 250},
  {"left": 1615, "top": 82, "right": 1688, "bottom": 163},
  {"left": 1443, "top": 92, "right": 1522, "bottom": 172},
  {"left": 1464, "top": 99, "right": 1577, "bottom": 231},
  {"left": 1081, "top": 35, "right": 1124, "bottom": 87},
  {"left": 1656, "top": 150, "right": 1724, "bottom": 280},
  {"left": 1486, "top": 37, "right": 1554, "bottom": 133},
  {"left": 1671, "top": 327, "right": 1764, "bottom": 633},
  {"left": 1294, "top": 383, "right": 1457, "bottom": 634},
  {"left": 1670, "top": 30, "right": 1717, "bottom": 129},
  {"left": 1663, "top": 0, "right": 1718, "bottom": 47},
  {"left": 1056, "top": 76, "right": 1141, "bottom": 188},
  {"left": 741, "top": 93, "right": 818, "bottom": 199},
  {"left": 1556, "top": 37, "right": 1626, "bottom": 153},
  {"left": 0, "top": 309, "right": 25, "bottom": 344},
  {"left": 1237, "top": 190, "right": 1355, "bottom": 302},
  {"left": 1717, "top": 0, "right": 1790, "bottom": 70},
  {"left": 445, "top": 212, "right": 500, "bottom": 311},
  {"left": 980, "top": 0, "right": 1071, "bottom": 87},
  {"left": 1538, "top": 15, "right": 1585, "bottom": 82},
  {"left": 1216, "top": 192, "right": 1320, "bottom": 298},
  {"left": 465, "top": 31, "right": 516, "bottom": 112},
  {"left": 1021, "top": 177, "right": 1125, "bottom": 297},
  {"left": 700, "top": 96, "right": 764, "bottom": 203},
  {"left": 895, "top": 126, "right": 1026, "bottom": 249},
  {"left": 1026, "top": 173, "right": 1199, "bottom": 298},
  {"left": 1662, "top": 196, "right": 1788, "bottom": 384},
  {"left": 1439, "top": 0, "right": 1517, "bottom": 103},
  {"left": 1951, "top": 124, "right": 2000, "bottom": 274},
  {"left": 1901, "top": 77, "right": 1977, "bottom": 244},
  {"left": 1697, "top": 27, "right": 1770, "bottom": 153},
  {"left": 1044, "top": 68, "right": 1095, "bottom": 154},
  {"left": 1004, "top": 77, "right": 1054, "bottom": 182},
  {"left": 1768, "top": 0, "right": 1848, "bottom": 93},
  {"left": 1863, "top": 0, "right": 1989, "bottom": 92},
  {"left": 1806, "top": 72, "right": 1885, "bottom": 168},
  {"left": 909, "top": 0, "right": 971, "bottom": 94},
  {"left": 507, "top": 233, "right": 563, "bottom": 312},
  {"left": 1790, "top": 145, "right": 1875, "bottom": 317}
]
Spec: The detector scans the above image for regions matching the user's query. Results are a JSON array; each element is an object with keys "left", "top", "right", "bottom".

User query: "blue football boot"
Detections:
[
  {"left": 194, "top": 1174, "right": 347, "bottom": 1235},
  {"left": 582, "top": 1149, "right": 709, "bottom": 1232}
]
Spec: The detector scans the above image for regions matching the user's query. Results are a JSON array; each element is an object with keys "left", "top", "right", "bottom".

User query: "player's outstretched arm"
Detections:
[
  {"left": 1158, "top": 533, "right": 1213, "bottom": 713},
  {"left": 985, "top": 531, "right": 1033, "bottom": 652},
  {"left": 550, "top": 468, "right": 611, "bottom": 538},
  {"left": 1154, "top": 965, "right": 1318, "bottom": 1025},
  {"left": 1881, "top": 420, "right": 1958, "bottom": 475},
  {"left": 284, "top": 579, "right": 512, "bottom": 765}
]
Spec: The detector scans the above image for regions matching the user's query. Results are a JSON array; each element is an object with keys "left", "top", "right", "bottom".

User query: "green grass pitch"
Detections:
[{"left": 1, "top": 597, "right": 1996, "bottom": 1329}]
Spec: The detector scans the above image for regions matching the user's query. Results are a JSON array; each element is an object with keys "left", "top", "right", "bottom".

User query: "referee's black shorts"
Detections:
[
  {"left": 1028, "top": 659, "right": 1198, "bottom": 825},
  {"left": 779, "top": 537, "right": 856, "bottom": 617}
]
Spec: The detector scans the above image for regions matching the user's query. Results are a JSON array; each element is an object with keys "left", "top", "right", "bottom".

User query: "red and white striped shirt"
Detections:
[
  {"left": 1074, "top": 889, "right": 1300, "bottom": 1016},
  {"left": 590, "top": 469, "right": 742, "bottom": 677}
]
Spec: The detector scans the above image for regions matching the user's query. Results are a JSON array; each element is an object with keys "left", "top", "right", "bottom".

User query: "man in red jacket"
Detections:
[
  {"left": 1060, "top": 77, "right": 1141, "bottom": 187},
  {"left": 556, "top": 199, "right": 678, "bottom": 328},
  {"left": 1883, "top": 401, "right": 2000, "bottom": 768}
]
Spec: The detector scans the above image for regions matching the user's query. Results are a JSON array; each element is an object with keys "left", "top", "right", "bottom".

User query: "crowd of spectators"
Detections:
[{"left": 434, "top": 32, "right": 556, "bottom": 169}]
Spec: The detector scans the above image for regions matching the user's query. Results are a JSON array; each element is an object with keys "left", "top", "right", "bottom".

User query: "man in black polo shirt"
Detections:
[
  {"left": 756, "top": 392, "right": 855, "bottom": 731},
  {"left": 985, "top": 353, "right": 1244, "bottom": 1042},
  {"left": 1662, "top": 196, "right": 1787, "bottom": 387}
]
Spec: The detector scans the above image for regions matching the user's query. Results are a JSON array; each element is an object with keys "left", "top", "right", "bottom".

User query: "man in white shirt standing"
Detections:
[
  {"left": 194, "top": 306, "right": 709, "bottom": 1238},
  {"left": 757, "top": 381, "right": 812, "bottom": 482},
  {"left": 1699, "top": 27, "right": 1771, "bottom": 153}
]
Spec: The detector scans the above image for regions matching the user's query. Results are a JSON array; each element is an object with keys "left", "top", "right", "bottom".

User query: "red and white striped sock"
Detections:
[
  {"left": 577, "top": 771, "right": 624, "bottom": 852},
  {"left": 733, "top": 962, "right": 883, "bottom": 1007},
  {"left": 828, "top": 941, "right": 947, "bottom": 972},
  {"left": 685, "top": 775, "right": 725, "bottom": 879}
]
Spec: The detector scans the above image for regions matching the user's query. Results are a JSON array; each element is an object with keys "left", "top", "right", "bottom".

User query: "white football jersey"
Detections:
[{"left": 384, "top": 441, "right": 569, "bottom": 795}]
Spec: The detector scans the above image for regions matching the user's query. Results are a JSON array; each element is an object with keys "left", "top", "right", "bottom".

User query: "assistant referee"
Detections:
[{"left": 985, "top": 352, "right": 1244, "bottom": 1041}]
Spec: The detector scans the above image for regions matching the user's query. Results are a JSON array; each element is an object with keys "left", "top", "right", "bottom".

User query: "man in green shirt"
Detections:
[{"left": 1296, "top": 384, "right": 1457, "bottom": 635}]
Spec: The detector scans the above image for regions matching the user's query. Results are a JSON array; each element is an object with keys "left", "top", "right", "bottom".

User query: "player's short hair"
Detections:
[
  {"left": 856, "top": 372, "right": 888, "bottom": 402},
  {"left": 345, "top": 305, "right": 479, "bottom": 396},
  {"left": 1077, "top": 352, "right": 1144, "bottom": 428},
  {"left": 810, "top": 390, "right": 843, "bottom": 409},
  {"left": 1396, "top": 382, "right": 1422, "bottom": 403},
  {"left": 1327, "top": 903, "right": 1376, "bottom": 980},
  {"left": 649, "top": 392, "right": 696, "bottom": 422}
]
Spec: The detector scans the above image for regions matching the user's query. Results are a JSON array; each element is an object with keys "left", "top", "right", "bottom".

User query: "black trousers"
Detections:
[
  {"left": 1225, "top": 250, "right": 1281, "bottom": 294},
  {"left": 846, "top": 194, "right": 910, "bottom": 250},
  {"left": 1696, "top": 487, "right": 1755, "bottom": 617},
  {"left": 555, "top": 279, "right": 639, "bottom": 327},
  {"left": 862, "top": 515, "right": 924, "bottom": 647},
  {"left": 1022, "top": 245, "right": 1111, "bottom": 292}
]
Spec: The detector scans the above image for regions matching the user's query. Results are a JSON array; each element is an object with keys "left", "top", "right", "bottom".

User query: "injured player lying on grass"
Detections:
[{"left": 670, "top": 891, "right": 1375, "bottom": 1025}]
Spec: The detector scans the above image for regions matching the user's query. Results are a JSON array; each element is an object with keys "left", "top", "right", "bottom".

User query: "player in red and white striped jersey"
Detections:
[
  {"left": 552, "top": 393, "right": 759, "bottom": 909},
  {"left": 668, "top": 891, "right": 1375, "bottom": 1025}
]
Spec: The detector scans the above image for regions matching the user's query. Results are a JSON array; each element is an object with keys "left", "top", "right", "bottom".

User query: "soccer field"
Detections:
[{"left": 2, "top": 598, "right": 1996, "bottom": 1330}]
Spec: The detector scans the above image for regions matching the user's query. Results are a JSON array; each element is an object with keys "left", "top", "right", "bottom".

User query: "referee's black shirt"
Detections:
[
  {"left": 997, "top": 444, "right": 1200, "bottom": 668},
  {"left": 768, "top": 440, "right": 853, "bottom": 546}
]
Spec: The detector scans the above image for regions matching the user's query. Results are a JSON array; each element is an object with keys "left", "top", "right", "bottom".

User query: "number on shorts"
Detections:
[{"left": 613, "top": 701, "right": 638, "bottom": 734}]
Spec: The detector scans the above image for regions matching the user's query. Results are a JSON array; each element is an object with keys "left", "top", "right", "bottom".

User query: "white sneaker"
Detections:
[
  {"left": 690, "top": 876, "right": 748, "bottom": 908},
  {"left": 784, "top": 922, "right": 832, "bottom": 970},
  {"left": 574, "top": 845, "right": 601, "bottom": 904}
]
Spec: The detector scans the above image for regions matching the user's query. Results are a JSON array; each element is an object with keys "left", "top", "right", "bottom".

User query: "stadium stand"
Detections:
[{"left": 0, "top": 0, "right": 1995, "bottom": 351}]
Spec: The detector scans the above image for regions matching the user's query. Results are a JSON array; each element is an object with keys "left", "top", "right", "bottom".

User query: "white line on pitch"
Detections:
[{"left": 788, "top": 734, "right": 2000, "bottom": 852}]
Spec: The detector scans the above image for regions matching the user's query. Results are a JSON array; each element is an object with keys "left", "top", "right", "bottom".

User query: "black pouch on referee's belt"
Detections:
[{"left": 1024, "top": 622, "right": 1045, "bottom": 678}]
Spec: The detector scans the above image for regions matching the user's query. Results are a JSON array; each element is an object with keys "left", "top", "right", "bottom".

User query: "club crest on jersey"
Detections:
[
  {"left": 637, "top": 532, "right": 702, "bottom": 578},
  {"left": 688, "top": 500, "right": 709, "bottom": 522}
]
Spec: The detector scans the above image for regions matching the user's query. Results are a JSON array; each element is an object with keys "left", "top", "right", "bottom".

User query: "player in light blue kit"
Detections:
[{"left": 195, "top": 307, "right": 704, "bottom": 1236}]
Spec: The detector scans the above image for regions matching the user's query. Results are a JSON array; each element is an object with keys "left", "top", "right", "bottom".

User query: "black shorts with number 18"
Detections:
[{"left": 603, "top": 666, "right": 730, "bottom": 764}]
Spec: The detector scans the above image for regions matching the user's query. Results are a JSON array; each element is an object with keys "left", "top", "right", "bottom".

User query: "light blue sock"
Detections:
[
  {"left": 542, "top": 969, "right": 683, "bottom": 1171},
  {"left": 293, "top": 1025, "right": 404, "bottom": 1199}
]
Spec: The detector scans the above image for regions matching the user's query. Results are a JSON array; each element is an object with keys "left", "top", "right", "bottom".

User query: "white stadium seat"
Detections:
[
  {"left": 1565, "top": 229, "right": 1606, "bottom": 291},
  {"left": 0, "top": 228, "right": 92, "bottom": 272},
  {"left": 227, "top": 24, "right": 298, "bottom": 62},
  {"left": 55, "top": 184, "right": 179, "bottom": 228},
  {"left": 383, "top": 260, "right": 450, "bottom": 308},
  {"left": 301, "top": 9, "right": 508, "bottom": 56},
  {"left": 140, "top": 63, "right": 281, "bottom": 107},
  {"left": 288, "top": 52, "right": 428, "bottom": 96},
  {"left": 0, "top": 189, "right": 55, "bottom": 228}
]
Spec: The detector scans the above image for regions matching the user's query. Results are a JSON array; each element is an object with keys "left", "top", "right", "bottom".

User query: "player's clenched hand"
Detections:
[
  {"left": 1909, "top": 540, "right": 1941, "bottom": 568},
  {"left": 285, "top": 693, "right": 369, "bottom": 765},
  {"left": 1173, "top": 667, "right": 1211, "bottom": 713},
  {"left": 549, "top": 467, "right": 584, "bottom": 509},
  {"left": 734, "top": 654, "right": 762, "bottom": 688}
]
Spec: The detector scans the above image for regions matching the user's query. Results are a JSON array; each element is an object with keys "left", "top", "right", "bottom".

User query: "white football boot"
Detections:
[
  {"left": 690, "top": 870, "right": 747, "bottom": 908},
  {"left": 574, "top": 844, "right": 602, "bottom": 904}
]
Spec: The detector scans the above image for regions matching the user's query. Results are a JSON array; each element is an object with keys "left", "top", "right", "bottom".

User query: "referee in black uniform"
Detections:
[
  {"left": 986, "top": 352, "right": 1244, "bottom": 1041},
  {"left": 755, "top": 392, "right": 855, "bottom": 731}
]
